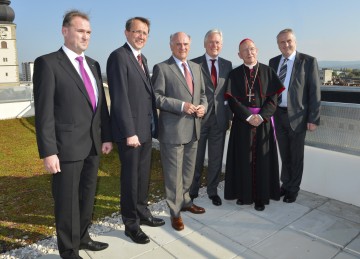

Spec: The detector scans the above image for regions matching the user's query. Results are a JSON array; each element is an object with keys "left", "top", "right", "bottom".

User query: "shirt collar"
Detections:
[
  {"left": 282, "top": 51, "right": 296, "bottom": 62},
  {"left": 126, "top": 42, "right": 141, "bottom": 57},
  {"left": 62, "top": 45, "right": 84, "bottom": 60},
  {"left": 243, "top": 61, "right": 258, "bottom": 70},
  {"left": 172, "top": 55, "right": 188, "bottom": 67},
  {"left": 205, "top": 53, "right": 218, "bottom": 62}
]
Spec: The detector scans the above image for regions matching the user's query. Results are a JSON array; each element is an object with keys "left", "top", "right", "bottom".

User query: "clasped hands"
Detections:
[
  {"left": 183, "top": 102, "right": 206, "bottom": 118},
  {"left": 248, "top": 114, "right": 263, "bottom": 127}
]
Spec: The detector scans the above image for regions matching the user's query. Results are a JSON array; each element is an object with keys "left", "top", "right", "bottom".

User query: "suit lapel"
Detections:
[
  {"left": 289, "top": 52, "right": 301, "bottom": 89},
  {"left": 216, "top": 57, "right": 227, "bottom": 93},
  {"left": 124, "top": 44, "right": 152, "bottom": 93},
  {"left": 87, "top": 58, "right": 102, "bottom": 107},
  {"left": 57, "top": 49, "right": 94, "bottom": 110},
  {"left": 168, "top": 57, "right": 192, "bottom": 95}
]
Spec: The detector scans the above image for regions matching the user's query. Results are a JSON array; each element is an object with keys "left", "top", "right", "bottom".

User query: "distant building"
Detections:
[
  {"left": 0, "top": 0, "right": 19, "bottom": 87},
  {"left": 319, "top": 69, "right": 333, "bottom": 85},
  {"left": 22, "top": 62, "right": 34, "bottom": 82}
]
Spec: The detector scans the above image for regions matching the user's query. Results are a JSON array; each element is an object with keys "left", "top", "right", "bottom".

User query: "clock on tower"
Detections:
[{"left": 0, "top": 27, "right": 7, "bottom": 39}]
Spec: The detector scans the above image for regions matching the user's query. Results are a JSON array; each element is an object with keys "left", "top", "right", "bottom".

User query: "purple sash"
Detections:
[{"left": 248, "top": 107, "right": 277, "bottom": 142}]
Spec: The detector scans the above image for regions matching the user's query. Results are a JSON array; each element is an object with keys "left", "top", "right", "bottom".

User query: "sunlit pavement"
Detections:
[{"left": 39, "top": 188, "right": 360, "bottom": 259}]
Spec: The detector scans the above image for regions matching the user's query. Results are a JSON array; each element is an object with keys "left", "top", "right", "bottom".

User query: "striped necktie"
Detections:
[{"left": 278, "top": 58, "right": 288, "bottom": 104}]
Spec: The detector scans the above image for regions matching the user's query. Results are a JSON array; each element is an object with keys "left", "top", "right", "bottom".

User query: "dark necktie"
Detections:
[
  {"left": 210, "top": 59, "right": 217, "bottom": 88},
  {"left": 182, "top": 62, "right": 193, "bottom": 95},
  {"left": 278, "top": 58, "right": 288, "bottom": 104},
  {"left": 137, "top": 54, "right": 145, "bottom": 72},
  {"left": 76, "top": 56, "right": 96, "bottom": 111}
]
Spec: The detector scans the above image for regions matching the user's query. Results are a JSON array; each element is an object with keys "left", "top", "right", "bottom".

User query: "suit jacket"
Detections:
[
  {"left": 152, "top": 57, "right": 208, "bottom": 144},
  {"left": 33, "top": 48, "right": 112, "bottom": 161},
  {"left": 106, "top": 43, "right": 158, "bottom": 143},
  {"left": 269, "top": 52, "right": 321, "bottom": 132},
  {"left": 191, "top": 55, "right": 232, "bottom": 131}
]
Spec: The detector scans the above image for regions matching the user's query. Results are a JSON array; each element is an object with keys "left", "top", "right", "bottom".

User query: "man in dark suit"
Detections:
[
  {"left": 152, "top": 32, "right": 208, "bottom": 231},
  {"left": 33, "top": 10, "right": 112, "bottom": 259},
  {"left": 190, "top": 29, "right": 232, "bottom": 206},
  {"left": 269, "top": 28, "right": 321, "bottom": 203},
  {"left": 106, "top": 17, "right": 164, "bottom": 245}
]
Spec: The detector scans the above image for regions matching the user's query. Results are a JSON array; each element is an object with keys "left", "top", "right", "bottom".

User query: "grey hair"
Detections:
[
  {"left": 170, "top": 32, "right": 191, "bottom": 45},
  {"left": 277, "top": 28, "right": 296, "bottom": 41},
  {"left": 204, "top": 29, "right": 223, "bottom": 44}
]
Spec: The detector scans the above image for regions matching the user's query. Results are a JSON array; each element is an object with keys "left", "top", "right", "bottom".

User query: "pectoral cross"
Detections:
[{"left": 247, "top": 89, "right": 254, "bottom": 102}]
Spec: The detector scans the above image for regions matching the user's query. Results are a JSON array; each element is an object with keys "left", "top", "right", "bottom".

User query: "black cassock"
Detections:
[{"left": 224, "top": 63, "right": 284, "bottom": 204}]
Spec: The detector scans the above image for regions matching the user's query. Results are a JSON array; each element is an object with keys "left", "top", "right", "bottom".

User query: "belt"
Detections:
[{"left": 277, "top": 106, "right": 287, "bottom": 111}]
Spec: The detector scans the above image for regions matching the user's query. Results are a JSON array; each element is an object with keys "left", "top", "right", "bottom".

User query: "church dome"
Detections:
[{"left": 0, "top": 0, "right": 15, "bottom": 23}]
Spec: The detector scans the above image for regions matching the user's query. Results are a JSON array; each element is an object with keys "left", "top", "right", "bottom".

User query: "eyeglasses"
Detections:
[{"left": 131, "top": 30, "right": 148, "bottom": 37}]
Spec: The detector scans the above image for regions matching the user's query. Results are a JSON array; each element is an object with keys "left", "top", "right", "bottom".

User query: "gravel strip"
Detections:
[{"left": 1, "top": 141, "right": 223, "bottom": 259}]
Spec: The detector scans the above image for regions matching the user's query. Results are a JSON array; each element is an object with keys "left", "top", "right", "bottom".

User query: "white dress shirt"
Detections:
[{"left": 62, "top": 45, "right": 99, "bottom": 105}]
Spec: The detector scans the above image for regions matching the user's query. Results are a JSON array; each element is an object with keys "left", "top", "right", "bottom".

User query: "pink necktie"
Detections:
[
  {"left": 76, "top": 56, "right": 96, "bottom": 111},
  {"left": 182, "top": 62, "right": 193, "bottom": 95},
  {"left": 210, "top": 59, "right": 217, "bottom": 88}
]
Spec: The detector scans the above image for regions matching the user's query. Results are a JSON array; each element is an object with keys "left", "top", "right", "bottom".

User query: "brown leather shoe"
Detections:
[
  {"left": 181, "top": 204, "right": 205, "bottom": 214},
  {"left": 171, "top": 216, "right": 184, "bottom": 231}
]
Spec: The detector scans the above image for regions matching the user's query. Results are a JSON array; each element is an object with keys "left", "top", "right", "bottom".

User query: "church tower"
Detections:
[{"left": 0, "top": 0, "right": 19, "bottom": 87}]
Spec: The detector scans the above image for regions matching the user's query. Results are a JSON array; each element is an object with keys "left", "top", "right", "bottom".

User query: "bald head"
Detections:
[{"left": 170, "top": 32, "right": 191, "bottom": 62}]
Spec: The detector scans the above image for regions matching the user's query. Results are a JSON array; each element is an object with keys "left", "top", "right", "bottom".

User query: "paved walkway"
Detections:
[{"left": 39, "top": 188, "right": 360, "bottom": 259}]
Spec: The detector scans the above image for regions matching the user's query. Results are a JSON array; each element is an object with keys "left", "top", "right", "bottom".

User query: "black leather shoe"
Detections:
[
  {"left": 79, "top": 240, "right": 109, "bottom": 251},
  {"left": 283, "top": 192, "right": 298, "bottom": 203},
  {"left": 236, "top": 199, "right": 244, "bottom": 205},
  {"left": 280, "top": 187, "right": 286, "bottom": 197},
  {"left": 140, "top": 216, "right": 165, "bottom": 227},
  {"left": 254, "top": 201, "right": 265, "bottom": 211},
  {"left": 125, "top": 228, "right": 150, "bottom": 244},
  {"left": 190, "top": 193, "right": 198, "bottom": 201},
  {"left": 209, "top": 195, "right": 222, "bottom": 206}
]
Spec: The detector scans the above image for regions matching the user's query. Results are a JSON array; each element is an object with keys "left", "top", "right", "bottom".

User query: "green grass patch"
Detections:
[{"left": 0, "top": 117, "right": 215, "bottom": 253}]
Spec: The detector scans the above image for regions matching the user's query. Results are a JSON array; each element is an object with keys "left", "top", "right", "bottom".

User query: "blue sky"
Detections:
[{"left": 10, "top": 0, "right": 360, "bottom": 70}]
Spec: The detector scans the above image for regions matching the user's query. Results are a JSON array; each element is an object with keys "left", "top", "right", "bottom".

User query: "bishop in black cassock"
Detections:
[{"left": 224, "top": 38, "right": 285, "bottom": 211}]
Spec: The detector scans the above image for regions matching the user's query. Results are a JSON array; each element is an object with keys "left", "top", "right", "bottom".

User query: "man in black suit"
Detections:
[
  {"left": 33, "top": 10, "right": 112, "bottom": 259},
  {"left": 106, "top": 17, "right": 164, "bottom": 245},
  {"left": 269, "top": 28, "right": 321, "bottom": 203},
  {"left": 190, "top": 29, "right": 232, "bottom": 206}
]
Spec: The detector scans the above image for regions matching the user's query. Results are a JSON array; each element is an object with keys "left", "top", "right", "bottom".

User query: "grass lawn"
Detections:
[{"left": 0, "top": 117, "right": 214, "bottom": 253}]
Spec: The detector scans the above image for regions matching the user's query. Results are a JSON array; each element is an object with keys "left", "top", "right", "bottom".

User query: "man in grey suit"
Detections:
[
  {"left": 269, "top": 28, "right": 321, "bottom": 203},
  {"left": 152, "top": 32, "right": 208, "bottom": 231},
  {"left": 190, "top": 29, "right": 232, "bottom": 206}
]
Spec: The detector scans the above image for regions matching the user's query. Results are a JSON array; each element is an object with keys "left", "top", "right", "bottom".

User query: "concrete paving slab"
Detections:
[
  {"left": 333, "top": 251, "right": 360, "bottom": 259},
  {"left": 251, "top": 228, "right": 340, "bottom": 259},
  {"left": 132, "top": 247, "right": 175, "bottom": 258},
  {"left": 246, "top": 199, "right": 310, "bottom": 226},
  {"left": 162, "top": 226, "right": 247, "bottom": 259},
  {"left": 141, "top": 212, "right": 205, "bottom": 246},
  {"left": 38, "top": 250, "right": 90, "bottom": 259},
  {"left": 234, "top": 249, "right": 267, "bottom": 259},
  {"left": 344, "top": 234, "right": 360, "bottom": 256},
  {"left": 84, "top": 230, "right": 159, "bottom": 258},
  {"left": 296, "top": 190, "right": 330, "bottom": 209},
  {"left": 209, "top": 209, "right": 282, "bottom": 247},
  {"left": 11, "top": 184, "right": 360, "bottom": 259},
  {"left": 290, "top": 209, "right": 360, "bottom": 247},
  {"left": 318, "top": 200, "right": 360, "bottom": 224}
]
